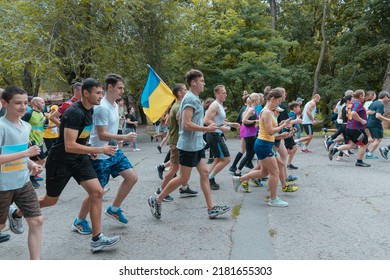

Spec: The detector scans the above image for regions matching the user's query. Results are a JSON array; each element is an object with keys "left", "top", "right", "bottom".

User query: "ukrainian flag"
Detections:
[{"left": 141, "top": 65, "right": 176, "bottom": 123}]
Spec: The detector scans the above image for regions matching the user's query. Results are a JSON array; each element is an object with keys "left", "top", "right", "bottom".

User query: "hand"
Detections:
[
  {"left": 118, "top": 140, "right": 124, "bottom": 149},
  {"left": 229, "top": 122, "right": 240, "bottom": 130},
  {"left": 26, "top": 145, "right": 41, "bottom": 157},
  {"left": 30, "top": 164, "right": 43, "bottom": 176},
  {"left": 102, "top": 144, "right": 117, "bottom": 156},
  {"left": 89, "top": 153, "right": 98, "bottom": 160},
  {"left": 125, "top": 132, "right": 137, "bottom": 142},
  {"left": 312, "top": 120, "right": 317, "bottom": 125},
  {"left": 206, "top": 124, "right": 218, "bottom": 133}
]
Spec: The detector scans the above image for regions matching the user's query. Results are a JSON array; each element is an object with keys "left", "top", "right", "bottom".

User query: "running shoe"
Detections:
[
  {"left": 268, "top": 196, "right": 289, "bottom": 207},
  {"left": 287, "top": 163, "right": 298, "bottom": 170},
  {"left": 0, "top": 232, "right": 10, "bottom": 243},
  {"left": 148, "top": 195, "right": 162, "bottom": 219},
  {"left": 355, "top": 161, "right": 371, "bottom": 167},
  {"left": 156, "top": 164, "right": 165, "bottom": 180},
  {"left": 301, "top": 148, "right": 312, "bottom": 153},
  {"left": 133, "top": 148, "right": 141, "bottom": 151},
  {"left": 228, "top": 166, "right": 237, "bottom": 174},
  {"left": 208, "top": 205, "right": 231, "bottom": 219},
  {"left": 104, "top": 206, "right": 128, "bottom": 224},
  {"left": 232, "top": 176, "right": 241, "bottom": 192},
  {"left": 282, "top": 185, "right": 298, "bottom": 192},
  {"left": 179, "top": 185, "right": 198, "bottom": 197},
  {"left": 336, "top": 156, "right": 347, "bottom": 161},
  {"left": 249, "top": 178, "right": 263, "bottom": 187},
  {"left": 155, "top": 188, "right": 174, "bottom": 202},
  {"left": 71, "top": 218, "right": 92, "bottom": 235},
  {"left": 365, "top": 153, "right": 378, "bottom": 159},
  {"left": 8, "top": 205, "right": 24, "bottom": 234},
  {"left": 207, "top": 158, "right": 214, "bottom": 164},
  {"left": 91, "top": 233, "right": 121, "bottom": 252},
  {"left": 328, "top": 147, "right": 338, "bottom": 161},
  {"left": 285, "top": 175, "right": 298, "bottom": 182},
  {"left": 209, "top": 178, "right": 220, "bottom": 190},
  {"left": 379, "top": 147, "right": 388, "bottom": 160},
  {"left": 35, "top": 176, "right": 44, "bottom": 181},
  {"left": 241, "top": 182, "right": 252, "bottom": 193}
]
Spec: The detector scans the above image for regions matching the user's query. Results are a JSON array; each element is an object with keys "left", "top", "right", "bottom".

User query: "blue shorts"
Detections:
[
  {"left": 254, "top": 139, "right": 275, "bottom": 160},
  {"left": 90, "top": 149, "right": 133, "bottom": 187}
]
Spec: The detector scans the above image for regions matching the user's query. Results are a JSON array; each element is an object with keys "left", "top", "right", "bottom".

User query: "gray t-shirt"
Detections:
[
  {"left": 177, "top": 91, "right": 206, "bottom": 152},
  {"left": 0, "top": 117, "right": 31, "bottom": 191}
]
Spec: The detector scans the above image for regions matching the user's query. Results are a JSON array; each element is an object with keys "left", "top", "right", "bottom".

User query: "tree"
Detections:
[{"left": 313, "top": 0, "right": 328, "bottom": 95}]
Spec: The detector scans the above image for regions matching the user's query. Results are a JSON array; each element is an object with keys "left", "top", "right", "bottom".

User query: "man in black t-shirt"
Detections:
[{"left": 39, "top": 78, "right": 121, "bottom": 252}]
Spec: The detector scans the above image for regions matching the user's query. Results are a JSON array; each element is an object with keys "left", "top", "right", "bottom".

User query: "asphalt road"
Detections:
[{"left": 2, "top": 128, "right": 390, "bottom": 260}]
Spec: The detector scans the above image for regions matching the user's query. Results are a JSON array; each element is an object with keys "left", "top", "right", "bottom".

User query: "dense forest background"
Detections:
[{"left": 1, "top": 0, "right": 389, "bottom": 122}]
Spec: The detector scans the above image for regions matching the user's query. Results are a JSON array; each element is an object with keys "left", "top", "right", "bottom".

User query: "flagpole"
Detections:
[{"left": 146, "top": 64, "right": 170, "bottom": 89}]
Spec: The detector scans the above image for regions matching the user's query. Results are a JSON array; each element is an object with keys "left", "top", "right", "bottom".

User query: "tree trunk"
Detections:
[
  {"left": 383, "top": 60, "right": 390, "bottom": 128},
  {"left": 313, "top": 0, "right": 328, "bottom": 96},
  {"left": 22, "top": 62, "right": 34, "bottom": 96},
  {"left": 268, "top": 0, "right": 277, "bottom": 30}
]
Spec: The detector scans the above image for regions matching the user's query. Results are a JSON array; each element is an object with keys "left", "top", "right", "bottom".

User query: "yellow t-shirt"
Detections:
[
  {"left": 258, "top": 109, "right": 277, "bottom": 142},
  {"left": 43, "top": 119, "right": 59, "bottom": 139}
]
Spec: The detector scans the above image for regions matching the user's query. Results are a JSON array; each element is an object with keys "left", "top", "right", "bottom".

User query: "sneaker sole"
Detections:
[
  {"left": 148, "top": 198, "right": 161, "bottom": 220},
  {"left": 91, "top": 236, "right": 121, "bottom": 252},
  {"left": 71, "top": 224, "right": 92, "bottom": 235},
  {"left": 267, "top": 202, "right": 289, "bottom": 207},
  {"left": 379, "top": 149, "right": 388, "bottom": 160},
  {"left": 179, "top": 193, "right": 197, "bottom": 198},
  {"left": 104, "top": 209, "right": 128, "bottom": 225}
]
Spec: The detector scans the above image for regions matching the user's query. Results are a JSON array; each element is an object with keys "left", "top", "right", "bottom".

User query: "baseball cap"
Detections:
[{"left": 296, "top": 97, "right": 304, "bottom": 102}]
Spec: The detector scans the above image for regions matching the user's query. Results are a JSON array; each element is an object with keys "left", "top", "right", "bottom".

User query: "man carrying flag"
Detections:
[{"left": 148, "top": 69, "right": 231, "bottom": 219}]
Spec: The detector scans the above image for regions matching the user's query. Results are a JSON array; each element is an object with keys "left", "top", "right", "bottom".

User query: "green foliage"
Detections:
[{"left": 0, "top": 0, "right": 388, "bottom": 119}]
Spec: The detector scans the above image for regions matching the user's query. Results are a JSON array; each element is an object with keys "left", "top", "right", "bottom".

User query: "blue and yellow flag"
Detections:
[{"left": 141, "top": 66, "right": 176, "bottom": 123}]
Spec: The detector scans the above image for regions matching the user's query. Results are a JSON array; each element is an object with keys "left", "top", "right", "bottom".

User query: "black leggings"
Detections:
[{"left": 238, "top": 136, "right": 256, "bottom": 170}]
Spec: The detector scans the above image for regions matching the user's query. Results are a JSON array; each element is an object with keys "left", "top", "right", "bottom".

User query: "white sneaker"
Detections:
[
  {"left": 268, "top": 196, "right": 288, "bottom": 207},
  {"left": 8, "top": 205, "right": 24, "bottom": 234},
  {"left": 133, "top": 148, "right": 141, "bottom": 151},
  {"left": 91, "top": 233, "right": 121, "bottom": 252}
]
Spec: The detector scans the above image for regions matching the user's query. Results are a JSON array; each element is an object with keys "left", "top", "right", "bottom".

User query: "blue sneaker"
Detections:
[
  {"left": 285, "top": 175, "right": 298, "bottom": 182},
  {"left": 104, "top": 206, "right": 128, "bottom": 224},
  {"left": 71, "top": 218, "right": 92, "bottom": 235}
]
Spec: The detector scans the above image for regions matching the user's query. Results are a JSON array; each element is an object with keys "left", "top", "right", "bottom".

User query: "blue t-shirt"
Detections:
[{"left": 177, "top": 91, "right": 206, "bottom": 152}]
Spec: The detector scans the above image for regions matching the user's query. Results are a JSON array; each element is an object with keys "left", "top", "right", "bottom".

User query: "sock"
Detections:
[
  {"left": 180, "top": 184, "right": 188, "bottom": 190},
  {"left": 231, "top": 152, "right": 243, "bottom": 168},
  {"left": 110, "top": 206, "right": 119, "bottom": 212},
  {"left": 12, "top": 210, "right": 21, "bottom": 219},
  {"left": 92, "top": 233, "right": 101, "bottom": 241},
  {"left": 303, "top": 145, "right": 307, "bottom": 150},
  {"left": 209, "top": 171, "right": 217, "bottom": 180},
  {"left": 357, "top": 159, "right": 363, "bottom": 163}
]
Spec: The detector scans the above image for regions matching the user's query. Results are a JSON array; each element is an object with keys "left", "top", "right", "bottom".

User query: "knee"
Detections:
[
  {"left": 28, "top": 215, "right": 44, "bottom": 229},
  {"left": 90, "top": 188, "right": 104, "bottom": 201}
]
